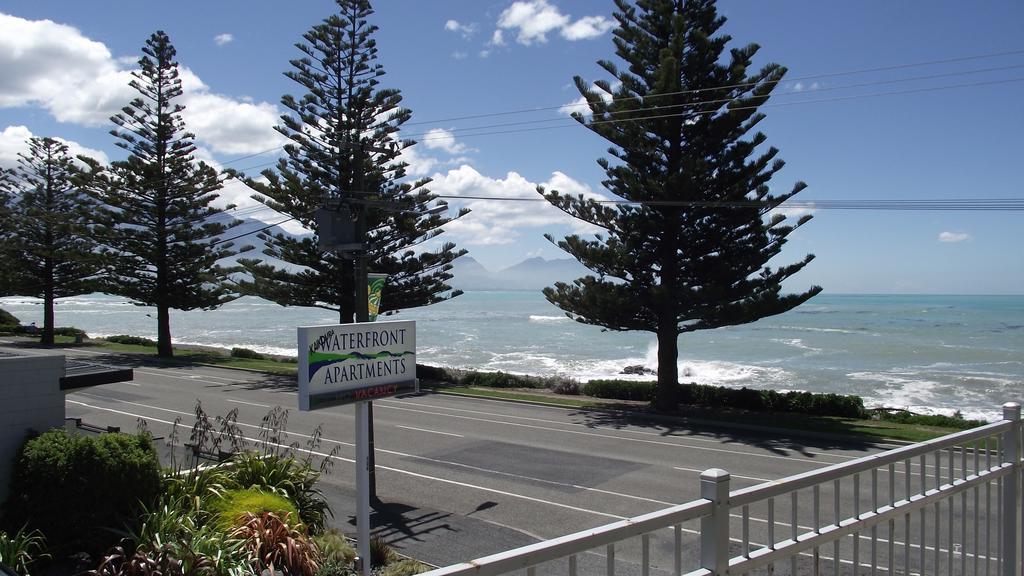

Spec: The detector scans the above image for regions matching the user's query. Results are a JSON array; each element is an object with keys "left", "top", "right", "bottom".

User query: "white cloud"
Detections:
[
  {"left": 558, "top": 82, "right": 616, "bottom": 116},
  {"left": 491, "top": 30, "right": 506, "bottom": 46},
  {"left": 398, "top": 144, "right": 439, "bottom": 178},
  {"left": 214, "top": 33, "right": 234, "bottom": 46},
  {"left": 179, "top": 69, "right": 287, "bottom": 155},
  {"left": 791, "top": 81, "right": 820, "bottom": 93},
  {"left": 0, "top": 13, "right": 284, "bottom": 156},
  {"left": 0, "top": 125, "right": 108, "bottom": 170},
  {"left": 0, "top": 13, "right": 135, "bottom": 125},
  {"left": 451, "top": 51, "right": 468, "bottom": 60},
  {"left": 444, "top": 19, "right": 477, "bottom": 39},
  {"left": 495, "top": 0, "right": 614, "bottom": 45},
  {"left": 558, "top": 95, "right": 590, "bottom": 116},
  {"left": 559, "top": 15, "right": 616, "bottom": 40},
  {"left": 421, "top": 128, "right": 472, "bottom": 155},
  {"left": 428, "top": 165, "right": 605, "bottom": 246},
  {"left": 938, "top": 231, "right": 971, "bottom": 243}
]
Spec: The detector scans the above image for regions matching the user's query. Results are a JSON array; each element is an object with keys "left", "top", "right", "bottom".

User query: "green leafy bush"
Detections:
[
  {"left": 210, "top": 488, "right": 299, "bottom": 532},
  {"left": 0, "top": 526, "right": 49, "bottom": 575},
  {"left": 0, "top": 308, "right": 19, "bottom": 325},
  {"left": 460, "top": 371, "right": 546, "bottom": 389},
  {"left": 5, "top": 430, "right": 161, "bottom": 555},
  {"left": 370, "top": 536, "right": 395, "bottom": 568},
  {"left": 313, "top": 529, "right": 356, "bottom": 566},
  {"left": 379, "top": 558, "right": 431, "bottom": 576},
  {"left": 875, "top": 409, "right": 987, "bottom": 429},
  {"left": 582, "top": 380, "right": 656, "bottom": 401},
  {"left": 230, "top": 347, "right": 265, "bottom": 360},
  {"left": 104, "top": 335, "right": 158, "bottom": 347},
  {"left": 228, "top": 452, "right": 331, "bottom": 534}
]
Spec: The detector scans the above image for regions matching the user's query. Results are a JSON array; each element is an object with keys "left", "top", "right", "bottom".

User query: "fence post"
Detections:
[
  {"left": 1001, "top": 402, "right": 1022, "bottom": 576},
  {"left": 701, "top": 468, "right": 731, "bottom": 575}
]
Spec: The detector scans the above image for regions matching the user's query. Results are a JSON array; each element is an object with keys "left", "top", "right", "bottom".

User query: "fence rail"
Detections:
[{"left": 421, "top": 402, "right": 1023, "bottom": 576}]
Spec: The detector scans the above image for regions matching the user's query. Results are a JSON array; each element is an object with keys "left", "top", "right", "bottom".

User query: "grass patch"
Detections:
[
  {"left": 436, "top": 386, "right": 604, "bottom": 408},
  {"left": 82, "top": 339, "right": 299, "bottom": 375}
]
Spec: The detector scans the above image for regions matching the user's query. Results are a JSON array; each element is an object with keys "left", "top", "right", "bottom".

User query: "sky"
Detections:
[{"left": 0, "top": 0, "right": 1021, "bottom": 295}]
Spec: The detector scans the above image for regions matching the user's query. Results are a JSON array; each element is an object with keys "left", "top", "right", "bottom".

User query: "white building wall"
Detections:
[{"left": 0, "top": 355, "right": 65, "bottom": 503}]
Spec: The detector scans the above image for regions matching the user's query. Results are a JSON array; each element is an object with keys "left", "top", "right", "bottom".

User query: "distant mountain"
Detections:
[{"left": 450, "top": 256, "right": 590, "bottom": 291}]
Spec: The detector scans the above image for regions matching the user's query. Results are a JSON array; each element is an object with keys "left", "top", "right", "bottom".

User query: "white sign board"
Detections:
[{"left": 297, "top": 320, "right": 416, "bottom": 410}]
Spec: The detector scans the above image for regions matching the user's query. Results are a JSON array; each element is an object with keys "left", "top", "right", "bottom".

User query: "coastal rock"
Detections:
[{"left": 621, "top": 365, "right": 657, "bottom": 376}]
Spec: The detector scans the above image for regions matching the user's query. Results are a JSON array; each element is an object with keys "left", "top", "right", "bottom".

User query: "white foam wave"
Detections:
[
  {"left": 771, "top": 325, "right": 868, "bottom": 335},
  {"left": 529, "top": 315, "right": 570, "bottom": 324},
  {"left": 771, "top": 338, "right": 823, "bottom": 354}
]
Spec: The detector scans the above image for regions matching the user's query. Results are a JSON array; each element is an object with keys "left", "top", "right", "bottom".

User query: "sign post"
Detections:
[{"left": 298, "top": 320, "right": 415, "bottom": 576}]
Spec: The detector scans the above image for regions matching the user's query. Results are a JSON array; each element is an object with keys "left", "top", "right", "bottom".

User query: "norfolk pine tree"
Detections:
[
  {"left": 236, "top": 0, "right": 467, "bottom": 322},
  {"left": 82, "top": 31, "right": 241, "bottom": 358},
  {"left": 0, "top": 137, "right": 102, "bottom": 344},
  {"left": 0, "top": 170, "right": 13, "bottom": 296},
  {"left": 541, "top": 0, "right": 822, "bottom": 411}
]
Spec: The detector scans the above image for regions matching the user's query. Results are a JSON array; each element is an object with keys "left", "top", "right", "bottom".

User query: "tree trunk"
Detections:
[
  {"left": 157, "top": 303, "right": 172, "bottom": 357},
  {"left": 42, "top": 283, "right": 54, "bottom": 346},
  {"left": 653, "top": 322, "right": 679, "bottom": 412}
]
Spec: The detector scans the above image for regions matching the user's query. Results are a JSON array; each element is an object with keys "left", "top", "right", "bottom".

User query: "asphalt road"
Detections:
[{"left": 3, "top": 341, "right": 959, "bottom": 575}]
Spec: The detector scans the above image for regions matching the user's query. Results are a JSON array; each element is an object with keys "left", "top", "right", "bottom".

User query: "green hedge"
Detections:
[
  {"left": 417, "top": 365, "right": 577, "bottom": 391},
  {"left": 3, "top": 430, "right": 161, "bottom": 555},
  {"left": 0, "top": 325, "right": 87, "bottom": 337},
  {"left": 582, "top": 380, "right": 655, "bottom": 401},
  {"left": 875, "top": 409, "right": 986, "bottom": 429},
  {"left": 104, "top": 334, "right": 158, "bottom": 346},
  {"left": 0, "top": 308, "right": 19, "bottom": 325},
  {"left": 579, "top": 380, "right": 865, "bottom": 418},
  {"left": 230, "top": 347, "right": 265, "bottom": 360}
]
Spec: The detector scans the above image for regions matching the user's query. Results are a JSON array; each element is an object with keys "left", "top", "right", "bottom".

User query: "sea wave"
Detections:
[
  {"left": 528, "top": 315, "right": 570, "bottom": 324},
  {"left": 770, "top": 338, "right": 823, "bottom": 354}
]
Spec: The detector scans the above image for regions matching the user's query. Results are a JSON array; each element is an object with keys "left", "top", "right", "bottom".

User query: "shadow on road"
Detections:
[{"left": 568, "top": 407, "right": 884, "bottom": 458}]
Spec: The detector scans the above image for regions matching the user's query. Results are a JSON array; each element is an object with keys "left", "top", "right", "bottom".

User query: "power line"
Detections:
[
  {"left": 430, "top": 194, "right": 1024, "bottom": 211},
  {"left": 405, "top": 76, "right": 1024, "bottom": 142},
  {"left": 405, "top": 76, "right": 1024, "bottom": 141},
  {"left": 402, "top": 48, "right": 1024, "bottom": 127},
  {"left": 200, "top": 48, "right": 1024, "bottom": 168}
]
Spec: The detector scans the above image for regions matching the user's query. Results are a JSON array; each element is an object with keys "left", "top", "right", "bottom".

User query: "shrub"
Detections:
[
  {"left": 460, "top": 371, "right": 547, "bottom": 389},
  {"left": 53, "top": 326, "right": 88, "bottom": 337},
  {"left": 582, "top": 380, "right": 655, "bottom": 401},
  {"left": 379, "top": 558, "right": 431, "bottom": 576},
  {"left": 0, "top": 308, "right": 19, "bottom": 325},
  {"left": 228, "top": 452, "right": 331, "bottom": 534},
  {"left": 0, "top": 526, "right": 49, "bottom": 575},
  {"left": 210, "top": 488, "right": 299, "bottom": 532},
  {"left": 230, "top": 347, "right": 265, "bottom": 360},
  {"left": 313, "top": 529, "right": 356, "bottom": 566},
  {"left": 231, "top": 511, "right": 320, "bottom": 576},
  {"left": 875, "top": 409, "right": 987, "bottom": 429},
  {"left": 105, "top": 335, "right": 158, "bottom": 347},
  {"left": 369, "top": 536, "right": 395, "bottom": 568},
  {"left": 550, "top": 379, "right": 580, "bottom": 395},
  {"left": 5, "top": 430, "right": 161, "bottom": 555}
]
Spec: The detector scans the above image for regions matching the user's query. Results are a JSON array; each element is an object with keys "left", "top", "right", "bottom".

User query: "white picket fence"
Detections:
[{"left": 421, "top": 402, "right": 1023, "bottom": 576}]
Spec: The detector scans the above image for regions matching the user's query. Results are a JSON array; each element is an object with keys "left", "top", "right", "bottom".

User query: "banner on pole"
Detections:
[
  {"left": 367, "top": 273, "right": 387, "bottom": 322},
  {"left": 297, "top": 320, "right": 416, "bottom": 410}
]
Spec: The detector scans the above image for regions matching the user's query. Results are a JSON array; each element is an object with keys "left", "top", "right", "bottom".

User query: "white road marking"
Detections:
[
  {"left": 377, "top": 402, "right": 827, "bottom": 466},
  {"left": 378, "top": 398, "right": 866, "bottom": 461},
  {"left": 70, "top": 392, "right": 672, "bottom": 506},
  {"left": 396, "top": 425, "right": 464, "bottom": 438},
  {"left": 225, "top": 398, "right": 273, "bottom": 408}
]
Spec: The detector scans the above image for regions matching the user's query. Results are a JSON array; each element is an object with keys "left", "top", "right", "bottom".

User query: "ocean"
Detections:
[{"left": 2, "top": 292, "right": 1021, "bottom": 422}]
